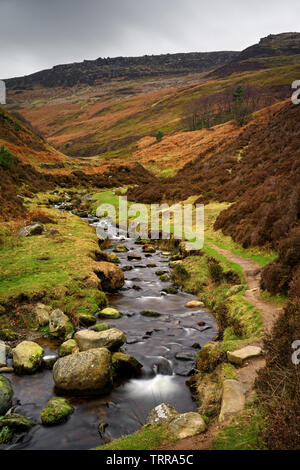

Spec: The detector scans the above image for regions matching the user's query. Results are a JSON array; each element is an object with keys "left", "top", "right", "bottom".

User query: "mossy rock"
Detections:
[
  {"left": 0, "top": 425, "right": 14, "bottom": 444},
  {"left": 98, "top": 307, "right": 122, "bottom": 319},
  {"left": 40, "top": 397, "right": 74, "bottom": 426},
  {"left": 12, "top": 341, "right": 44, "bottom": 375},
  {"left": 58, "top": 339, "right": 77, "bottom": 357},
  {"left": 113, "top": 245, "right": 129, "bottom": 253},
  {"left": 143, "top": 245, "right": 156, "bottom": 253},
  {"left": 140, "top": 310, "right": 161, "bottom": 318},
  {"left": 0, "top": 413, "right": 36, "bottom": 431},
  {"left": 159, "top": 275, "right": 170, "bottom": 282},
  {"left": 0, "top": 329, "right": 19, "bottom": 341},
  {"left": 93, "top": 323, "right": 110, "bottom": 332},
  {"left": 77, "top": 312, "right": 97, "bottom": 326},
  {"left": 112, "top": 352, "right": 142, "bottom": 376},
  {"left": 162, "top": 287, "right": 178, "bottom": 294},
  {"left": 0, "top": 375, "right": 13, "bottom": 415},
  {"left": 155, "top": 270, "right": 168, "bottom": 276},
  {"left": 107, "top": 253, "right": 121, "bottom": 264}
]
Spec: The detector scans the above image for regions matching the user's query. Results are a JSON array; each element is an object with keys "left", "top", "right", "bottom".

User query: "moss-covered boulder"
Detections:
[
  {"left": 49, "top": 309, "right": 74, "bottom": 340},
  {"left": 0, "top": 413, "right": 36, "bottom": 431},
  {"left": 0, "top": 329, "right": 19, "bottom": 341},
  {"left": 77, "top": 312, "right": 97, "bottom": 326},
  {"left": 12, "top": 341, "right": 44, "bottom": 375},
  {"left": 53, "top": 348, "right": 112, "bottom": 394},
  {"left": 58, "top": 339, "right": 77, "bottom": 357},
  {"left": 98, "top": 307, "right": 121, "bottom": 319},
  {"left": 140, "top": 310, "right": 161, "bottom": 318},
  {"left": 112, "top": 352, "right": 142, "bottom": 376},
  {"left": 143, "top": 245, "right": 156, "bottom": 253},
  {"left": 41, "top": 397, "right": 74, "bottom": 426},
  {"left": 113, "top": 245, "right": 129, "bottom": 253},
  {"left": 93, "top": 323, "right": 110, "bottom": 332},
  {"left": 159, "top": 275, "right": 170, "bottom": 282},
  {"left": 0, "top": 375, "right": 13, "bottom": 415}
]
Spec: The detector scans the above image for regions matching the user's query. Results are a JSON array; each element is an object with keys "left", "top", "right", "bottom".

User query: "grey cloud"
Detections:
[{"left": 0, "top": 0, "right": 300, "bottom": 78}]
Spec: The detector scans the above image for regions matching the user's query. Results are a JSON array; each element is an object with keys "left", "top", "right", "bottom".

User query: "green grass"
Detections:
[
  {"left": 94, "top": 424, "right": 177, "bottom": 450},
  {"left": 0, "top": 198, "right": 107, "bottom": 326},
  {"left": 203, "top": 202, "right": 276, "bottom": 267},
  {"left": 211, "top": 401, "right": 267, "bottom": 450}
]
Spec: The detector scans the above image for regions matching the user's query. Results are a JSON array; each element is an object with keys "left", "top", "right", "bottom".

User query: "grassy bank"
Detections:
[
  {"left": 0, "top": 191, "right": 108, "bottom": 331},
  {"left": 94, "top": 424, "right": 177, "bottom": 451}
]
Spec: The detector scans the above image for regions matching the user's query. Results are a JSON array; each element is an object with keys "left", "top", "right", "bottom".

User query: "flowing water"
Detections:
[{"left": 1, "top": 215, "right": 216, "bottom": 450}]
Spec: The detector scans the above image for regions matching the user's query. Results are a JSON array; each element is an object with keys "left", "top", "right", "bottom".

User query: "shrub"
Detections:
[
  {"left": 0, "top": 146, "right": 14, "bottom": 169},
  {"left": 156, "top": 130, "right": 164, "bottom": 142},
  {"left": 208, "top": 260, "right": 223, "bottom": 284},
  {"left": 215, "top": 302, "right": 230, "bottom": 335},
  {"left": 231, "top": 317, "right": 244, "bottom": 337}
]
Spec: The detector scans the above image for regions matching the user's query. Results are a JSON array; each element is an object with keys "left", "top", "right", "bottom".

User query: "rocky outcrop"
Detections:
[
  {"left": 227, "top": 346, "right": 262, "bottom": 366},
  {"left": 40, "top": 397, "right": 74, "bottom": 426},
  {"left": 75, "top": 328, "right": 126, "bottom": 352},
  {"left": 94, "top": 262, "right": 124, "bottom": 292},
  {"left": 0, "top": 375, "right": 13, "bottom": 415},
  {"left": 53, "top": 348, "right": 112, "bottom": 394},
  {"left": 12, "top": 341, "right": 44, "bottom": 374},
  {"left": 5, "top": 51, "right": 239, "bottom": 89},
  {"left": 219, "top": 379, "right": 248, "bottom": 422},
  {"left": 18, "top": 223, "right": 44, "bottom": 237},
  {"left": 49, "top": 309, "right": 74, "bottom": 340}
]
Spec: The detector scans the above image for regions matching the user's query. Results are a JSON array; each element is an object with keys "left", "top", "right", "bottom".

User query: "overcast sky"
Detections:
[{"left": 1, "top": 0, "right": 300, "bottom": 79}]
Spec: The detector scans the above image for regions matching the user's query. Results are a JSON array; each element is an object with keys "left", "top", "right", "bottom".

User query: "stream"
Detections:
[{"left": 1, "top": 214, "right": 217, "bottom": 450}]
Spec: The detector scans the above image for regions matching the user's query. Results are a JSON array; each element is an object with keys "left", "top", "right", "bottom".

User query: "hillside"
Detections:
[
  {"left": 211, "top": 32, "right": 300, "bottom": 77},
  {"left": 4, "top": 51, "right": 239, "bottom": 89}
]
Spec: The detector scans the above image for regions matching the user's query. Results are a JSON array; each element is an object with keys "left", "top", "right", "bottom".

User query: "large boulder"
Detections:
[
  {"left": 0, "top": 375, "right": 13, "bottom": 415},
  {"left": 169, "top": 412, "right": 206, "bottom": 439},
  {"left": 18, "top": 223, "right": 44, "bottom": 238},
  {"left": 49, "top": 309, "right": 74, "bottom": 340},
  {"left": 218, "top": 379, "right": 247, "bottom": 422},
  {"left": 112, "top": 352, "right": 142, "bottom": 376},
  {"left": 53, "top": 348, "right": 112, "bottom": 394},
  {"left": 146, "top": 403, "right": 179, "bottom": 425},
  {"left": 41, "top": 397, "right": 74, "bottom": 426},
  {"left": 12, "top": 341, "right": 44, "bottom": 374},
  {"left": 75, "top": 328, "right": 126, "bottom": 352},
  {"left": 94, "top": 262, "right": 124, "bottom": 292},
  {"left": 34, "top": 303, "right": 50, "bottom": 326}
]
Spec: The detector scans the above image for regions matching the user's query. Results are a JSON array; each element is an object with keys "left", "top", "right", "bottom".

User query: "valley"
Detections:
[{"left": 0, "top": 32, "right": 299, "bottom": 451}]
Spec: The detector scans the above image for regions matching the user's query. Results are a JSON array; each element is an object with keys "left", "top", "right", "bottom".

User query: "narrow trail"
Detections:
[{"left": 158, "top": 244, "right": 283, "bottom": 450}]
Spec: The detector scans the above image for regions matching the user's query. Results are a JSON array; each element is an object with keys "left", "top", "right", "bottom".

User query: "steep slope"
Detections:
[
  {"left": 211, "top": 32, "right": 300, "bottom": 78},
  {"left": 4, "top": 51, "right": 239, "bottom": 89}
]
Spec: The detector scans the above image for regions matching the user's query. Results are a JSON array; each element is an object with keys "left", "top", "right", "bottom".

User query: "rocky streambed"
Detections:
[{"left": 0, "top": 215, "right": 217, "bottom": 450}]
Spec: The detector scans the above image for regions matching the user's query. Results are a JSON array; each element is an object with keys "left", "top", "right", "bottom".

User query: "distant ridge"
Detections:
[
  {"left": 210, "top": 32, "right": 300, "bottom": 78},
  {"left": 4, "top": 51, "right": 239, "bottom": 89}
]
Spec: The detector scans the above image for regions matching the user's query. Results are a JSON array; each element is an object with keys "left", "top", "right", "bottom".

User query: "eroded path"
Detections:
[{"left": 158, "top": 244, "right": 283, "bottom": 450}]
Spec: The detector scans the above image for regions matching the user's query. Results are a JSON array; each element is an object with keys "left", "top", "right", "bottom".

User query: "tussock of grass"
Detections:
[{"left": 211, "top": 400, "right": 267, "bottom": 450}]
